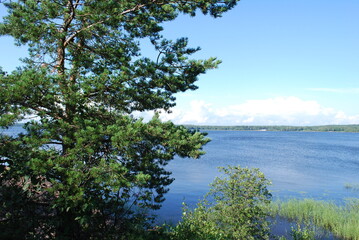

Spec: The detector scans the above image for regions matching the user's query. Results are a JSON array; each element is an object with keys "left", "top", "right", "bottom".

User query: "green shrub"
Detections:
[
  {"left": 290, "top": 224, "right": 316, "bottom": 240},
  {"left": 171, "top": 166, "right": 272, "bottom": 240}
]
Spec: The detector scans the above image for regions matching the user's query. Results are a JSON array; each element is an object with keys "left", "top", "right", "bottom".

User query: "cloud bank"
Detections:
[{"left": 158, "top": 97, "right": 359, "bottom": 126}]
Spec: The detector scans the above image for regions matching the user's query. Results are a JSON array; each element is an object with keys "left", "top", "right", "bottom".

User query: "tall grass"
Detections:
[{"left": 270, "top": 199, "right": 359, "bottom": 240}]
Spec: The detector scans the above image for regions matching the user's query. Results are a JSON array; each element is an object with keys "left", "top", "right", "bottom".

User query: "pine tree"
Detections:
[{"left": 0, "top": 0, "right": 239, "bottom": 238}]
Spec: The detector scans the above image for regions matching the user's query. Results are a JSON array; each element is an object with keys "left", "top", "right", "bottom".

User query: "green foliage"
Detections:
[
  {"left": 0, "top": 66, "right": 6, "bottom": 76},
  {"left": 289, "top": 224, "right": 316, "bottom": 240},
  {"left": 275, "top": 224, "right": 315, "bottom": 240},
  {"left": 0, "top": 0, "right": 241, "bottom": 238},
  {"left": 171, "top": 166, "right": 272, "bottom": 240},
  {"left": 270, "top": 199, "right": 359, "bottom": 240}
]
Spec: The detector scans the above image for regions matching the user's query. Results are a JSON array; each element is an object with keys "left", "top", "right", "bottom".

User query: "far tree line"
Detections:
[{"left": 185, "top": 124, "right": 359, "bottom": 132}]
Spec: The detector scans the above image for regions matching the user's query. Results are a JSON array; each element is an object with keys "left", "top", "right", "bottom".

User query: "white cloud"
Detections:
[
  {"left": 178, "top": 100, "right": 212, "bottom": 124},
  {"left": 155, "top": 100, "right": 214, "bottom": 124},
  {"left": 156, "top": 97, "right": 359, "bottom": 126},
  {"left": 215, "top": 97, "right": 330, "bottom": 117}
]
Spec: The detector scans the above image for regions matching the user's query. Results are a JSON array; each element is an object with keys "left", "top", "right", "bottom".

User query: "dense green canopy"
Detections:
[{"left": 0, "top": 0, "right": 240, "bottom": 238}]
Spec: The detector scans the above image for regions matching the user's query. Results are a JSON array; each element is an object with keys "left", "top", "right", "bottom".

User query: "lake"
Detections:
[
  {"left": 157, "top": 131, "right": 359, "bottom": 237},
  {"left": 3, "top": 127, "right": 359, "bottom": 238}
]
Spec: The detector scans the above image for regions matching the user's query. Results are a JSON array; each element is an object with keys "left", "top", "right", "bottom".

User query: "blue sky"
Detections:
[{"left": 1, "top": 1, "right": 359, "bottom": 126}]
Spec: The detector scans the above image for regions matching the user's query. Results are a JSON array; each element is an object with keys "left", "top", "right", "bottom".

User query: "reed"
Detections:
[{"left": 270, "top": 199, "right": 359, "bottom": 240}]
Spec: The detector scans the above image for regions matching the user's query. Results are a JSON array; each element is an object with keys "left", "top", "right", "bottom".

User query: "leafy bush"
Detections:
[
  {"left": 290, "top": 224, "right": 316, "bottom": 240},
  {"left": 171, "top": 166, "right": 272, "bottom": 240}
]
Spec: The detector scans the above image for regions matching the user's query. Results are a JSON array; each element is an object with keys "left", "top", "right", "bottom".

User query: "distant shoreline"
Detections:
[
  {"left": 8, "top": 123, "right": 359, "bottom": 133},
  {"left": 184, "top": 124, "right": 359, "bottom": 133}
]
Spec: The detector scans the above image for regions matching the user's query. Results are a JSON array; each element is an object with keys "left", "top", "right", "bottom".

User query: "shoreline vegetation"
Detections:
[
  {"left": 10, "top": 123, "right": 359, "bottom": 133},
  {"left": 161, "top": 167, "right": 359, "bottom": 240},
  {"left": 270, "top": 198, "right": 359, "bottom": 240},
  {"left": 184, "top": 124, "right": 359, "bottom": 132},
  {"left": 4, "top": 125, "right": 359, "bottom": 239},
  {"left": 168, "top": 167, "right": 359, "bottom": 240}
]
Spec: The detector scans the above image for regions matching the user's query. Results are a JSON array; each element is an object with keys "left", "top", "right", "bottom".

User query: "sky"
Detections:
[{"left": 1, "top": 1, "right": 359, "bottom": 126}]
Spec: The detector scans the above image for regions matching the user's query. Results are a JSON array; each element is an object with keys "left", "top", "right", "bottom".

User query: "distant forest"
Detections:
[
  {"left": 8, "top": 123, "right": 359, "bottom": 133},
  {"left": 185, "top": 124, "right": 359, "bottom": 132}
]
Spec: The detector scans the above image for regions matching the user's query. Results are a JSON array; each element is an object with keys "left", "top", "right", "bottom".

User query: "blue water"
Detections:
[
  {"left": 157, "top": 131, "right": 359, "bottom": 236},
  {"left": 3, "top": 127, "right": 358, "bottom": 238}
]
